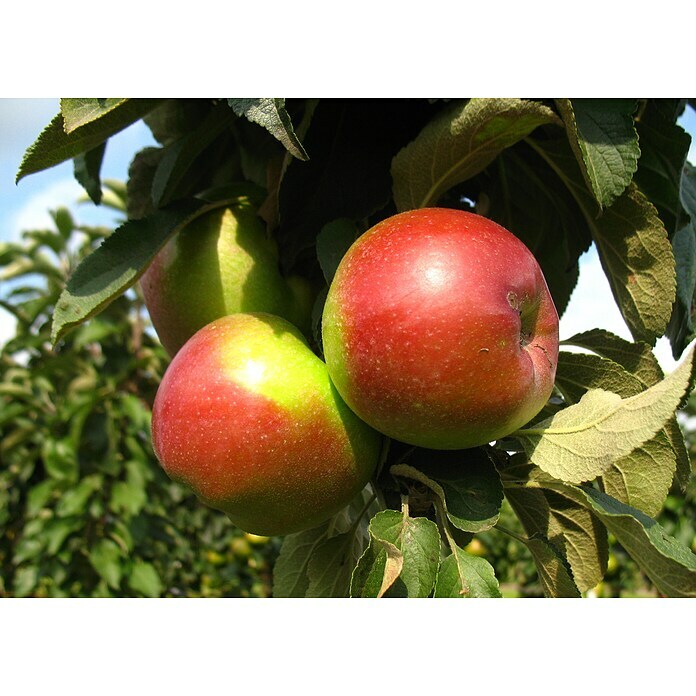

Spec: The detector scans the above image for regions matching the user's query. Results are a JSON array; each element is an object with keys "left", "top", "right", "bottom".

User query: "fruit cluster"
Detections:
[{"left": 148, "top": 205, "right": 559, "bottom": 536}]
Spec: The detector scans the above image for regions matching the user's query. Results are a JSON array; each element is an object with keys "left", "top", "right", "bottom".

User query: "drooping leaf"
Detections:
[
  {"left": 502, "top": 456, "right": 607, "bottom": 592},
  {"left": 634, "top": 99, "right": 692, "bottom": 236},
  {"left": 392, "top": 98, "right": 560, "bottom": 212},
  {"left": 515, "top": 343, "right": 695, "bottom": 483},
  {"left": 73, "top": 141, "right": 106, "bottom": 204},
  {"left": 433, "top": 544, "right": 501, "bottom": 598},
  {"left": 51, "top": 198, "right": 219, "bottom": 344},
  {"left": 667, "top": 221, "right": 696, "bottom": 358},
  {"left": 556, "top": 98, "right": 639, "bottom": 209},
  {"left": 558, "top": 483, "right": 696, "bottom": 598},
  {"left": 528, "top": 137, "right": 676, "bottom": 345},
  {"left": 523, "top": 536, "right": 582, "bottom": 598},
  {"left": 351, "top": 533, "right": 404, "bottom": 598},
  {"left": 229, "top": 98, "right": 309, "bottom": 161},
  {"left": 17, "top": 99, "right": 161, "bottom": 182}
]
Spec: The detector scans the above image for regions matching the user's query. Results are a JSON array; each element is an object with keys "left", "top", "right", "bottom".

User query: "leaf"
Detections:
[
  {"left": 555, "top": 351, "right": 678, "bottom": 515},
  {"left": 17, "top": 99, "right": 161, "bottom": 182},
  {"left": 523, "top": 536, "right": 582, "bottom": 598},
  {"left": 273, "top": 525, "right": 330, "bottom": 597},
  {"left": 316, "top": 218, "right": 358, "bottom": 285},
  {"left": 561, "top": 330, "right": 691, "bottom": 492},
  {"left": 556, "top": 98, "right": 639, "bottom": 209},
  {"left": 433, "top": 544, "right": 501, "bottom": 598},
  {"left": 229, "top": 98, "right": 308, "bottom": 161},
  {"left": 558, "top": 483, "right": 696, "bottom": 598},
  {"left": 151, "top": 104, "right": 235, "bottom": 208},
  {"left": 42, "top": 439, "right": 78, "bottom": 482},
  {"left": 392, "top": 98, "right": 560, "bottom": 211},
  {"left": 393, "top": 448, "right": 504, "bottom": 533},
  {"left": 306, "top": 531, "right": 365, "bottom": 598},
  {"left": 351, "top": 509, "right": 440, "bottom": 598},
  {"left": 126, "top": 147, "right": 166, "bottom": 219},
  {"left": 51, "top": 198, "right": 217, "bottom": 344},
  {"left": 56, "top": 474, "right": 101, "bottom": 517},
  {"left": 502, "top": 456, "right": 607, "bottom": 592},
  {"left": 128, "top": 561, "right": 163, "bottom": 597},
  {"left": 528, "top": 137, "right": 676, "bottom": 345},
  {"left": 88, "top": 539, "right": 123, "bottom": 589},
  {"left": 634, "top": 99, "right": 692, "bottom": 236},
  {"left": 60, "top": 98, "right": 129, "bottom": 133},
  {"left": 73, "top": 142, "right": 107, "bottom": 205},
  {"left": 516, "top": 343, "right": 695, "bottom": 483},
  {"left": 13, "top": 566, "right": 38, "bottom": 597}
]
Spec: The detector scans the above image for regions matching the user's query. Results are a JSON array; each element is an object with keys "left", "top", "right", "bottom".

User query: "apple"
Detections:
[
  {"left": 140, "top": 203, "right": 313, "bottom": 356},
  {"left": 151, "top": 312, "right": 382, "bottom": 536},
  {"left": 322, "top": 207, "right": 559, "bottom": 450}
]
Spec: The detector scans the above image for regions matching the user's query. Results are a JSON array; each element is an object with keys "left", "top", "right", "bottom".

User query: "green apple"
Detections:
[
  {"left": 151, "top": 312, "right": 382, "bottom": 536},
  {"left": 322, "top": 207, "right": 559, "bottom": 450},
  {"left": 140, "top": 203, "right": 312, "bottom": 356}
]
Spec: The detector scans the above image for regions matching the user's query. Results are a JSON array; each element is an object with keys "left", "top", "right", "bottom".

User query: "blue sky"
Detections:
[{"left": 1, "top": 98, "right": 695, "bottom": 371}]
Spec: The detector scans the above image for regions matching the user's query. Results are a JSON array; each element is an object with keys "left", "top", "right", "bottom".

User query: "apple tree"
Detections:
[{"left": 10, "top": 97, "right": 696, "bottom": 597}]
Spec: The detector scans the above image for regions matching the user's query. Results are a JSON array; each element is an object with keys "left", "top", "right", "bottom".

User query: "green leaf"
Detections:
[
  {"left": 434, "top": 544, "right": 501, "bottom": 598},
  {"left": 51, "top": 198, "right": 216, "bottom": 344},
  {"left": 393, "top": 448, "right": 504, "bottom": 533},
  {"left": 128, "top": 561, "right": 163, "bottom": 597},
  {"left": 523, "top": 536, "right": 582, "bottom": 598},
  {"left": 89, "top": 538, "right": 123, "bottom": 589},
  {"left": 529, "top": 137, "right": 676, "bottom": 345},
  {"left": 306, "top": 531, "right": 365, "bottom": 598},
  {"left": 556, "top": 99, "right": 639, "bottom": 209},
  {"left": 316, "top": 218, "right": 358, "bottom": 285},
  {"left": 558, "top": 483, "right": 696, "bottom": 598},
  {"left": 73, "top": 142, "right": 107, "bottom": 205},
  {"left": 502, "top": 456, "right": 607, "bottom": 592},
  {"left": 42, "top": 439, "right": 78, "bottom": 482},
  {"left": 60, "top": 98, "right": 129, "bottom": 133},
  {"left": 516, "top": 344, "right": 695, "bottom": 483},
  {"left": 44, "top": 517, "right": 82, "bottom": 555},
  {"left": 229, "top": 98, "right": 309, "bottom": 161},
  {"left": 667, "top": 221, "right": 696, "bottom": 356},
  {"left": 351, "top": 508, "right": 440, "bottom": 598},
  {"left": 151, "top": 104, "right": 235, "bottom": 208},
  {"left": 126, "top": 147, "right": 165, "bottom": 219},
  {"left": 56, "top": 474, "right": 101, "bottom": 517},
  {"left": 634, "top": 99, "right": 692, "bottom": 236},
  {"left": 17, "top": 99, "right": 161, "bottom": 182},
  {"left": 13, "top": 566, "right": 38, "bottom": 597},
  {"left": 392, "top": 98, "right": 560, "bottom": 211}
]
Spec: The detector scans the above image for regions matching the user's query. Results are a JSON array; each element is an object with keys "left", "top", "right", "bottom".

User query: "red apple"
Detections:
[
  {"left": 322, "top": 208, "right": 559, "bottom": 450},
  {"left": 140, "top": 203, "right": 313, "bottom": 356},
  {"left": 151, "top": 312, "right": 381, "bottom": 536}
]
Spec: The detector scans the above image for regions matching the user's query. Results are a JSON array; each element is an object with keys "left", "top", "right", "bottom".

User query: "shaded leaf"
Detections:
[
  {"left": 73, "top": 142, "right": 106, "bottom": 204},
  {"left": 306, "top": 531, "right": 365, "bottom": 598},
  {"left": 316, "top": 218, "right": 358, "bottom": 285},
  {"left": 273, "top": 525, "right": 329, "bottom": 597},
  {"left": 392, "top": 98, "right": 560, "bottom": 211},
  {"left": 523, "top": 536, "right": 582, "bottom": 598}
]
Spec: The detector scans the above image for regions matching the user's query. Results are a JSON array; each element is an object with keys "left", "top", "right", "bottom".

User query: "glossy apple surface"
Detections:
[
  {"left": 322, "top": 208, "right": 559, "bottom": 450},
  {"left": 151, "top": 312, "right": 381, "bottom": 536},
  {"left": 140, "top": 203, "right": 312, "bottom": 356}
]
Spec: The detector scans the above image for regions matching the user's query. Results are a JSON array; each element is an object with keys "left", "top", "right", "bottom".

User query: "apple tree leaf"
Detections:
[
  {"left": 515, "top": 343, "right": 696, "bottom": 483},
  {"left": 51, "top": 198, "right": 221, "bottom": 345},
  {"left": 60, "top": 98, "right": 129, "bottom": 133},
  {"left": 273, "top": 524, "right": 330, "bottom": 598},
  {"left": 522, "top": 536, "right": 582, "bottom": 598},
  {"left": 556, "top": 98, "right": 639, "bottom": 209},
  {"left": 17, "top": 99, "right": 161, "bottom": 182},
  {"left": 88, "top": 538, "right": 123, "bottom": 590},
  {"left": 316, "top": 218, "right": 358, "bottom": 285},
  {"left": 73, "top": 142, "right": 106, "bottom": 205},
  {"left": 555, "top": 483, "right": 696, "bottom": 598},
  {"left": 127, "top": 561, "right": 163, "bottom": 598},
  {"left": 561, "top": 330, "right": 691, "bottom": 492},
  {"left": 529, "top": 137, "right": 676, "bottom": 345},
  {"left": 229, "top": 98, "right": 309, "bottom": 161},
  {"left": 306, "top": 531, "right": 367, "bottom": 598},
  {"left": 433, "top": 544, "right": 501, "bottom": 598},
  {"left": 391, "top": 98, "right": 560, "bottom": 212},
  {"left": 351, "top": 508, "right": 440, "bottom": 598},
  {"left": 501, "top": 455, "right": 607, "bottom": 592}
]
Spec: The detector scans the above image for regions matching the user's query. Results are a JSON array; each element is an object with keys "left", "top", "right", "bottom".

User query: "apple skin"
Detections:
[
  {"left": 151, "top": 312, "right": 382, "bottom": 536},
  {"left": 322, "top": 208, "right": 559, "bottom": 450},
  {"left": 140, "top": 204, "right": 312, "bottom": 356}
]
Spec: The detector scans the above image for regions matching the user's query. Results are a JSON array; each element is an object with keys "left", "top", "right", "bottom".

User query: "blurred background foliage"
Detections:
[{"left": 1, "top": 188, "right": 694, "bottom": 597}]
